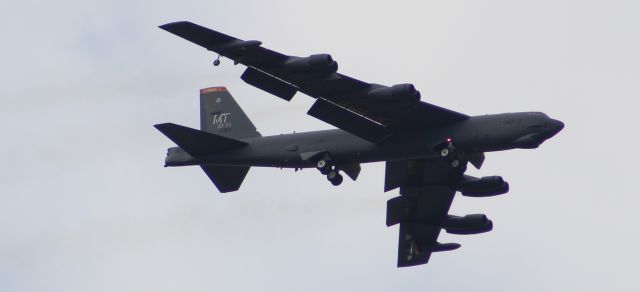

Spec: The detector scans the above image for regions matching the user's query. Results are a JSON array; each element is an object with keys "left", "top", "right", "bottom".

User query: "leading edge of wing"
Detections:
[
  {"left": 160, "top": 21, "right": 468, "bottom": 141},
  {"left": 159, "top": 21, "right": 236, "bottom": 50},
  {"left": 159, "top": 21, "right": 288, "bottom": 63}
]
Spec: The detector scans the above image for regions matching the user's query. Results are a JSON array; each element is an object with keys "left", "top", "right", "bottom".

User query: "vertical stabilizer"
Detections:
[{"left": 200, "top": 87, "right": 261, "bottom": 139}]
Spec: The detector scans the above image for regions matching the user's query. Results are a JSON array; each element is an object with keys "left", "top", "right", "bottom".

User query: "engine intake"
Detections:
[
  {"left": 442, "top": 214, "right": 493, "bottom": 235},
  {"left": 457, "top": 175, "right": 509, "bottom": 197},
  {"left": 282, "top": 54, "right": 338, "bottom": 74},
  {"left": 364, "top": 83, "right": 421, "bottom": 102}
]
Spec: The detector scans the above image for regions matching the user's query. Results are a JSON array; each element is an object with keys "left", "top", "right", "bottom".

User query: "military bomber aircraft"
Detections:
[{"left": 155, "top": 21, "right": 564, "bottom": 267}]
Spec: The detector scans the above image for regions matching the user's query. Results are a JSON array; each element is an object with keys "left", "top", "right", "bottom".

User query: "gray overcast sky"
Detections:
[{"left": 1, "top": 0, "right": 638, "bottom": 291}]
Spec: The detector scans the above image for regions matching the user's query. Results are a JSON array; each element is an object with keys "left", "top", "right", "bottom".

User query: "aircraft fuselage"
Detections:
[{"left": 164, "top": 111, "right": 563, "bottom": 168}]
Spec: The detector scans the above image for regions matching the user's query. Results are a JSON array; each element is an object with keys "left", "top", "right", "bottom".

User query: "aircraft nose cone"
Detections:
[{"left": 547, "top": 119, "right": 565, "bottom": 137}]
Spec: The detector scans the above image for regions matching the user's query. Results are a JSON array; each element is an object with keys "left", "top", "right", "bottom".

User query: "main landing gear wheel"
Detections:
[
  {"left": 316, "top": 159, "right": 332, "bottom": 175},
  {"left": 316, "top": 157, "right": 343, "bottom": 185},
  {"left": 440, "top": 148, "right": 450, "bottom": 157},
  {"left": 451, "top": 159, "right": 460, "bottom": 168},
  {"left": 328, "top": 172, "right": 343, "bottom": 186}
]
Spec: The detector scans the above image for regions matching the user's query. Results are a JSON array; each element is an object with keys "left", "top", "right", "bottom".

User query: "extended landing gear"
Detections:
[
  {"left": 316, "top": 159, "right": 331, "bottom": 174},
  {"left": 213, "top": 54, "right": 221, "bottom": 66},
  {"left": 327, "top": 170, "right": 344, "bottom": 186},
  {"left": 439, "top": 139, "right": 461, "bottom": 168},
  {"left": 316, "top": 159, "right": 343, "bottom": 186}
]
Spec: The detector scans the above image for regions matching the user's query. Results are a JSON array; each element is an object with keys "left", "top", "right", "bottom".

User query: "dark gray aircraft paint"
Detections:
[{"left": 155, "top": 21, "right": 564, "bottom": 267}]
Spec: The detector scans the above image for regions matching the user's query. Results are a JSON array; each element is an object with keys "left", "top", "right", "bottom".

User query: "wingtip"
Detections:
[
  {"left": 153, "top": 123, "right": 177, "bottom": 133},
  {"left": 153, "top": 122, "right": 169, "bottom": 129},
  {"left": 158, "top": 21, "right": 192, "bottom": 31}
]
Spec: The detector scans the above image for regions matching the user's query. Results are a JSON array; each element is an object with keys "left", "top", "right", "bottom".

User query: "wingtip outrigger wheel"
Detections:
[{"left": 213, "top": 55, "right": 221, "bottom": 66}]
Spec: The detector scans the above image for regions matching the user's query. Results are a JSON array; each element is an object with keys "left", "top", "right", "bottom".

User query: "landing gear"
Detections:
[
  {"left": 316, "top": 159, "right": 332, "bottom": 175},
  {"left": 437, "top": 138, "right": 463, "bottom": 168},
  {"left": 327, "top": 170, "right": 343, "bottom": 186},
  {"left": 213, "top": 55, "right": 221, "bottom": 66},
  {"left": 316, "top": 158, "right": 343, "bottom": 186}
]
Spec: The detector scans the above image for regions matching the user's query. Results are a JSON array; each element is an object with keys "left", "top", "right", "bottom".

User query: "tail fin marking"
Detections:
[{"left": 200, "top": 87, "right": 261, "bottom": 139}]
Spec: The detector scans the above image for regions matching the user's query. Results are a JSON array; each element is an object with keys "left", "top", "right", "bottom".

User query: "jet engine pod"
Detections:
[
  {"left": 431, "top": 242, "right": 461, "bottom": 252},
  {"left": 214, "top": 40, "right": 263, "bottom": 53},
  {"left": 282, "top": 54, "right": 338, "bottom": 74},
  {"left": 365, "top": 83, "right": 421, "bottom": 102},
  {"left": 443, "top": 214, "right": 493, "bottom": 235},
  {"left": 457, "top": 175, "right": 509, "bottom": 197}
]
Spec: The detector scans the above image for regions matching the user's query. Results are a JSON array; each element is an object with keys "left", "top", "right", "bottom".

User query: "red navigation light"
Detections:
[{"left": 446, "top": 138, "right": 452, "bottom": 143}]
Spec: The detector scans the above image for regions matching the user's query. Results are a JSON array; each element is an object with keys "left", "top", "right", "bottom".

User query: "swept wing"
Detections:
[{"left": 160, "top": 21, "right": 468, "bottom": 142}]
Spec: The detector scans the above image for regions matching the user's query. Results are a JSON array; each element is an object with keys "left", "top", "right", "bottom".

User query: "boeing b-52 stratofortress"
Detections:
[{"left": 155, "top": 21, "right": 564, "bottom": 267}]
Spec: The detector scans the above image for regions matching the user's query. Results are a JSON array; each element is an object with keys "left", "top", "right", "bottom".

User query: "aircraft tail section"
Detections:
[
  {"left": 200, "top": 165, "right": 250, "bottom": 193},
  {"left": 200, "top": 86, "right": 261, "bottom": 139},
  {"left": 154, "top": 122, "right": 251, "bottom": 193},
  {"left": 154, "top": 123, "right": 247, "bottom": 157},
  {"left": 155, "top": 87, "right": 260, "bottom": 193}
]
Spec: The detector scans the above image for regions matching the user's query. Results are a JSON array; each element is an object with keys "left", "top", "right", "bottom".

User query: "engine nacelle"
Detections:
[
  {"left": 364, "top": 83, "right": 421, "bottom": 102},
  {"left": 457, "top": 175, "right": 509, "bottom": 197},
  {"left": 282, "top": 54, "right": 338, "bottom": 74},
  {"left": 442, "top": 214, "right": 493, "bottom": 235},
  {"left": 431, "top": 242, "right": 461, "bottom": 252}
]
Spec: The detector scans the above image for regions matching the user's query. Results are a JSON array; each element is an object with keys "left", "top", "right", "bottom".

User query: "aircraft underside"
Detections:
[{"left": 155, "top": 21, "right": 564, "bottom": 267}]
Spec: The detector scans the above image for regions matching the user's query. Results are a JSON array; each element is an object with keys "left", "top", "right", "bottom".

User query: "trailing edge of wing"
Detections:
[
  {"left": 307, "top": 99, "right": 391, "bottom": 143},
  {"left": 241, "top": 67, "right": 298, "bottom": 101}
]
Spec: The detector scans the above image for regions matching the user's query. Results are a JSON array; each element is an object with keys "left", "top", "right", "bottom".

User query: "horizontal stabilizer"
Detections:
[
  {"left": 201, "top": 165, "right": 250, "bottom": 193},
  {"left": 154, "top": 123, "right": 248, "bottom": 156}
]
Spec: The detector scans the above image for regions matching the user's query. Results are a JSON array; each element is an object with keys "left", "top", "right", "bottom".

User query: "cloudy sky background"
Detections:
[{"left": 1, "top": 0, "right": 638, "bottom": 291}]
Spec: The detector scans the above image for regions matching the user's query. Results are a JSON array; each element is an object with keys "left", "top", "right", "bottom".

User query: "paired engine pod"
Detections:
[
  {"left": 442, "top": 214, "right": 494, "bottom": 235},
  {"left": 282, "top": 54, "right": 338, "bottom": 74},
  {"left": 431, "top": 242, "right": 462, "bottom": 252},
  {"left": 457, "top": 175, "right": 509, "bottom": 197},
  {"left": 364, "top": 83, "right": 421, "bottom": 103}
]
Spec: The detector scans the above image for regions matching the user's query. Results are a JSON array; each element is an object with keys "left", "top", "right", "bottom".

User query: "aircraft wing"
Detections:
[
  {"left": 385, "top": 158, "right": 466, "bottom": 267},
  {"left": 160, "top": 21, "right": 468, "bottom": 142}
]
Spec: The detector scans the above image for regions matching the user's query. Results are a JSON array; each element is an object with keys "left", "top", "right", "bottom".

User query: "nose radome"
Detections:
[{"left": 547, "top": 119, "right": 565, "bottom": 137}]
